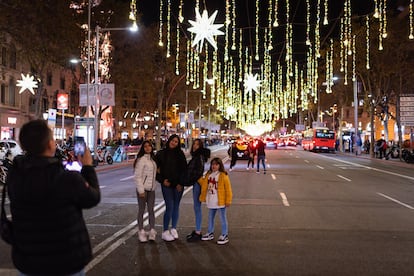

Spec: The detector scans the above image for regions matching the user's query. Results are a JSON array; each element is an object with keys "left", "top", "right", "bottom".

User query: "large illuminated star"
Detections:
[
  {"left": 188, "top": 9, "right": 224, "bottom": 52},
  {"left": 17, "top": 73, "right": 38, "bottom": 95},
  {"left": 243, "top": 73, "right": 261, "bottom": 93}
]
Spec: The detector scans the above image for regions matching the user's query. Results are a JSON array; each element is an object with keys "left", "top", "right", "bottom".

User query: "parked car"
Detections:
[
  {"left": 265, "top": 138, "right": 278, "bottom": 149},
  {"left": 0, "top": 139, "right": 23, "bottom": 160}
]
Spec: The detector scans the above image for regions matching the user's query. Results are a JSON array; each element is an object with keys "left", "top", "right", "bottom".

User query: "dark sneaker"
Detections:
[
  {"left": 217, "top": 235, "right": 229, "bottom": 245},
  {"left": 186, "top": 230, "right": 202, "bottom": 242},
  {"left": 201, "top": 232, "right": 214, "bottom": 241}
]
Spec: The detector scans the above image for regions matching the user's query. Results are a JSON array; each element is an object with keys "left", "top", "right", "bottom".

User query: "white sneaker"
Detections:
[
  {"left": 162, "top": 230, "right": 175, "bottom": 242},
  {"left": 138, "top": 229, "right": 148, "bottom": 243},
  {"left": 170, "top": 228, "right": 179, "bottom": 239},
  {"left": 148, "top": 229, "right": 157, "bottom": 241}
]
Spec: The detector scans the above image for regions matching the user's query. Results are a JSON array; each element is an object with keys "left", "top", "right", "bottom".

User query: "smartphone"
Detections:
[{"left": 73, "top": 136, "right": 86, "bottom": 157}]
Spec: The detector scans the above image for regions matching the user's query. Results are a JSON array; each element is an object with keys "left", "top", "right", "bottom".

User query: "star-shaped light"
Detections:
[
  {"left": 17, "top": 73, "right": 38, "bottom": 95},
  {"left": 188, "top": 9, "right": 224, "bottom": 52},
  {"left": 243, "top": 73, "right": 261, "bottom": 93}
]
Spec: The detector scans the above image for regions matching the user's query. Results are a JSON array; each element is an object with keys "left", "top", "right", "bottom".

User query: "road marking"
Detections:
[
  {"left": 304, "top": 160, "right": 310, "bottom": 163},
  {"left": 271, "top": 174, "right": 276, "bottom": 180},
  {"left": 86, "top": 183, "right": 194, "bottom": 271},
  {"left": 100, "top": 185, "right": 106, "bottom": 189},
  {"left": 337, "top": 174, "right": 352, "bottom": 182},
  {"left": 321, "top": 155, "right": 414, "bottom": 182},
  {"left": 280, "top": 192, "right": 290, "bottom": 206},
  {"left": 316, "top": 165, "right": 324, "bottom": 169},
  {"left": 120, "top": 175, "right": 134, "bottom": 181},
  {"left": 377, "top": 192, "right": 414, "bottom": 210}
]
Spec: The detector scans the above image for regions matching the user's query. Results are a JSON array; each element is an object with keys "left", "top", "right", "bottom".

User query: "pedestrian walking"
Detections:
[
  {"left": 228, "top": 142, "right": 238, "bottom": 171},
  {"left": 246, "top": 139, "right": 256, "bottom": 170},
  {"left": 133, "top": 140, "right": 157, "bottom": 243},
  {"left": 256, "top": 139, "right": 267, "bottom": 174},
  {"left": 185, "top": 139, "right": 211, "bottom": 242},
  {"left": 6, "top": 119, "right": 100, "bottom": 276},
  {"left": 199, "top": 157, "right": 233, "bottom": 245},
  {"left": 155, "top": 134, "right": 187, "bottom": 242}
]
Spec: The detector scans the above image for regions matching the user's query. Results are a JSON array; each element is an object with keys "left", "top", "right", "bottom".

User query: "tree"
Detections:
[{"left": 0, "top": 0, "right": 82, "bottom": 118}]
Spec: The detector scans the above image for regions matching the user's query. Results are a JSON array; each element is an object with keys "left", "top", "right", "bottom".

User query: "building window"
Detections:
[
  {"left": 1, "top": 47, "right": 6, "bottom": 66},
  {"left": 0, "top": 84, "right": 5, "bottom": 104},
  {"left": 60, "top": 77, "right": 65, "bottom": 90},
  {"left": 9, "top": 47, "right": 16, "bottom": 69},
  {"left": 47, "top": 72, "right": 52, "bottom": 86},
  {"left": 8, "top": 79, "right": 15, "bottom": 106}
]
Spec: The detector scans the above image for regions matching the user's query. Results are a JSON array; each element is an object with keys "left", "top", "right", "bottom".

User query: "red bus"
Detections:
[{"left": 302, "top": 127, "right": 336, "bottom": 152}]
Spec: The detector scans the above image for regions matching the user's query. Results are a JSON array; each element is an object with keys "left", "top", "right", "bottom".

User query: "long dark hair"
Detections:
[
  {"left": 165, "top": 134, "right": 182, "bottom": 152},
  {"left": 207, "top": 157, "right": 227, "bottom": 175},
  {"left": 133, "top": 140, "right": 155, "bottom": 170},
  {"left": 190, "top": 138, "right": 204, "bottom": 155}
]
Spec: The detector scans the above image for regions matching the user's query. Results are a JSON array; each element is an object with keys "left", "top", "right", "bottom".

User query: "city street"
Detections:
[{"left": 1, "top": 146, "right": 414, "bottom": 275}]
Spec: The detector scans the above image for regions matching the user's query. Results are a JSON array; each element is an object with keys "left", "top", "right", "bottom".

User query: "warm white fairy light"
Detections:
[
  {"left": 352, "top": 35, "right": 356, "bottom": 82},
  {"left": 17, "top": 73, "right": 38, "bottom": 95},
  {"left": 378, "top": 0, "right": 383, "bottom": 50},
  {"left": 410, "top": 0, "right": 414, "bottom": 39},
  {"left": 175, "top": 20, "right": 180, "bottom": 75},
  {"left": 255, "top": 0, "right": 260, "bottom": 61},
  {"left": 366, "top": 16, "right": 371, "bottom": 70},
  {"left": 166, "top": 0, "right": 171, "bottom": 58},
  {"left": 158, "top": 0, "right": 164, "bottom": 47},
  {"left": 382, "top": 0, "right": 388, "bottom": 39},
  {"left": 315, "top": 0, "right": 321, "bottom": 58},
  {"left": 178, "top": 0, "right": 184, "bottom": 23},
  {"left": 268, "top": 0, "right": 274, "bottom": 50},
  {"left": 306, "top": 0, "right": 311, "bottom": 45},
  {"left": 129, "top": 0, "right": 137, "bottom": 30},
  {"left": 188, "top": 9, "right": 224, "bottom": 52},
  {"left": 231, "top": 0, "right": 237, "bottom": 50},
  {"left": 224, "top": 0, "right": 230, "bottom": 62},
  {"left": 273, "top": 0, "right": 279, "bottom": 27},
  {"left": 323, "top": 0, "right": 329, "bottom": 25},
  {"left": 373, "top": 0, "right": 380, "bottom": 18}
]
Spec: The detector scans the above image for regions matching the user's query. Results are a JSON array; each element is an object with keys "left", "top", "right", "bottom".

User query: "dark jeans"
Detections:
[{"left": 161, "top": 185, "right": 183, "bottom": 231}]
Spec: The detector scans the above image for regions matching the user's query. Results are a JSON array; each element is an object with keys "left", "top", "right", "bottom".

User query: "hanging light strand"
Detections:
[
  {"left": 158, "top": 0, "right": 164, "bottom": 47},
  {"left": 366, "top": 16, "right": 371, "bottom": 69},
  {"left": 255, "top": 0, "right": 260, "bottom": 61},
  {"left": 166, "top": 0, "right": 171, "bottom": 58},
  {"left": 410, "top": 0, "right": 414, "bottom": 39}
]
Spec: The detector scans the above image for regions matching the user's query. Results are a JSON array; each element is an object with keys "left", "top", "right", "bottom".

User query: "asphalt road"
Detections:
[{"left": 1, "top": 146, "right": 414, "bottom": 275}]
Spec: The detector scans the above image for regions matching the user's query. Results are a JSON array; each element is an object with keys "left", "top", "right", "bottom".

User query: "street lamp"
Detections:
[{"left": 93, "top": 25, "right": 137, "bottom": 156}]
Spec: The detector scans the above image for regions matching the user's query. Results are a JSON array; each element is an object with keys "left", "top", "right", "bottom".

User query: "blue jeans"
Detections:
[
  {"left": 18, "top": 269, "right": 85, "bottom": 276},
  {"left": 192, "top": 182, "right": 202, "bottom": 232},
  {"left": 257, "top": 155, "right": 266, "bottom": 171},
  {"left": 207, "top": 207, "right": 228, "bottom": 236},
  {"left": 161, "top": 185, "right": 183, "bottom": 231}
]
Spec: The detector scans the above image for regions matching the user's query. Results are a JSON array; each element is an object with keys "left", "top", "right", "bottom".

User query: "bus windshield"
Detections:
[{"left": 315, "top": 130, "right": 335, "bottom": 139}]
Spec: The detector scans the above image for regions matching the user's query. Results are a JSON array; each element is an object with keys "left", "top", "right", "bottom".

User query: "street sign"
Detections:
[{"left": 400, "top": 95, "right": 414, "bottom": 126}]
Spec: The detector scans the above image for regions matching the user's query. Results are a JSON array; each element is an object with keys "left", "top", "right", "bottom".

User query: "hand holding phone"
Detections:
[{"left": 74, "top": 136, "right": 86, "bottom": 157}]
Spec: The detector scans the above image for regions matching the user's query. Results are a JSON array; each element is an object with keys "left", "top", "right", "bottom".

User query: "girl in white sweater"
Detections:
[{"left": 133, "top": 140, "right": 157, "bottom": 242}]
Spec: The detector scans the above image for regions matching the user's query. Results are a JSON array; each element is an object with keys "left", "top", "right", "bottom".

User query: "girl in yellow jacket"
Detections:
[{"left": 198, "top": 157, "right": 233, "bottom": 245}]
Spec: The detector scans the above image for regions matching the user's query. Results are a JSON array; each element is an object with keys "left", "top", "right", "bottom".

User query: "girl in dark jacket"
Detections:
[
  {"left": 155, "top": 134, "right": 187, "bottom": 241},
  {"left": 186, "top": 139, "right": 210, "bottom": 242}
]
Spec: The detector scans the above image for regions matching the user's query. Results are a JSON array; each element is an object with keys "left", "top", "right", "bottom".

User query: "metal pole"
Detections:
[
  {"left": 94, "top": 25, "right": 100, "bottom": 156},
  {"left": 86, "top": 0, "right": 91, "bottom": 148},
  {"left": 61, "top": 109, "right": 65, "bottom": 146},
  {"left": 185, "top": 90, "right": 188, "bottom": 149},
  {"left": 353, "top": 78, "right": 358, "bottom": 152},
  {"left": 199, "top": 94, "right": 201, "bottom": 136}
]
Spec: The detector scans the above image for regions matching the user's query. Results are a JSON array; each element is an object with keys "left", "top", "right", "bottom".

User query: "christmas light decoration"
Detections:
[
  {"left": 244, "top": 73, "right": 261, "bottom": 94},
  {"left": 17, "top": 73, "right": 38, "bottom": 95},
  {"left": 188, "top": 9, "right": 224, "bottom": 52},
  {"left": 158, "top": 0, "right": 164, "bottom": 47},
  {"left": 410, "top": 0, "right": 414, "bottom": 39},
  {"left": 366, "top": 16, "right": 371, "bottom": 69}
]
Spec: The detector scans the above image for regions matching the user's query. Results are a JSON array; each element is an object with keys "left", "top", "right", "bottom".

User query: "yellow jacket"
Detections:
[{"left": 198, "top": 172, "right": 233, "bottom": 206}]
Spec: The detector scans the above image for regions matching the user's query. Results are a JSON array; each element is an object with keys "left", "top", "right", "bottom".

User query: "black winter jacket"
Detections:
[
  {"left": 155, "top": 147, "right": 187, "bottom": 188},
  {"left": 186, "top": 148, "right": 210, "bottom": 186},
  {"left": 7, "top": 155, "right": 100, "bottom": 275}
]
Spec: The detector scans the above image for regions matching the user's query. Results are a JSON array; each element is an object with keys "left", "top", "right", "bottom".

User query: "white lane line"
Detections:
[
  {"left": 100, "top": 186, "right": 106, "bottom": 189},
  {"left": 271, "top": 174, "right": 276, "bottom": 180},
  {"left": 304, "top": 160, "right": 310, "bottom": 163},
  {"left": 316, "top": 165, "right": 324, "bottom": 169},
  {"left": 120, "top": 175, "right": 134, "bottom": 181},
  {"left": 377, "top": 192, "right": 414, "bottom": 210},
  {"left": 337, "top": 175, "right": 352, "bottom": 182},
  {"left": 321, "top": 155, "right": 414, "bottom": 182},
  {"left": 280, "top": 192, "right": 290, "bottom": 206},
  {"left": 86, "top": 205, "right": 166, "bottom": 272},
  {"left": 87, "top": 184, "right": 193, "bottom": 271}
]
